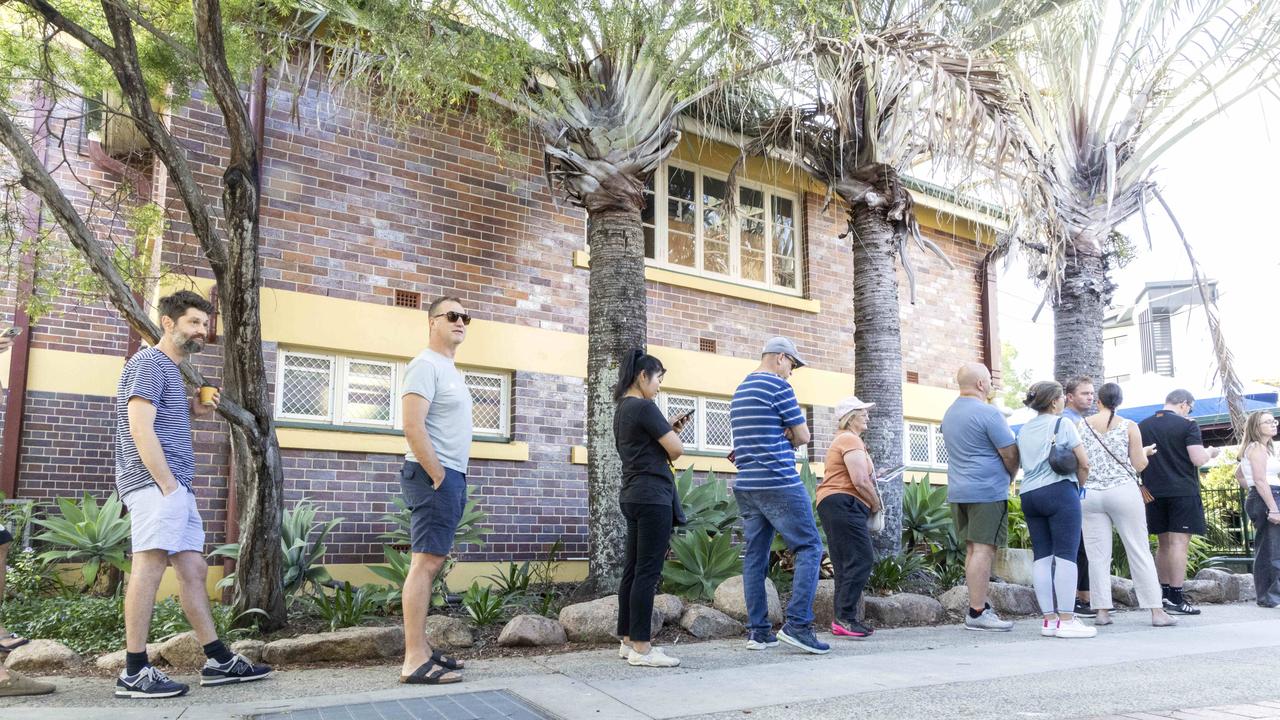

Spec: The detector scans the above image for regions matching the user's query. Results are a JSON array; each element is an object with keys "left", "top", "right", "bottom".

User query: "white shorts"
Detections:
[{"left": 123, "top": 484, "right": 205, "bottom": 554}]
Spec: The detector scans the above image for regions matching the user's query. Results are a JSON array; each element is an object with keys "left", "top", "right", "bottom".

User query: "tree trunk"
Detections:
[
  {"left": 848, "top": 205, "right": 905, "bottom": 558},
  {"left": 583, "top": 207, "right": 648, "bottom": 594},
  {"left": 1053, "top": 244, "right": 1111, "bottom": 384},
  {"left": 217, "top": 162, "right": 287, "bottom": 629}
]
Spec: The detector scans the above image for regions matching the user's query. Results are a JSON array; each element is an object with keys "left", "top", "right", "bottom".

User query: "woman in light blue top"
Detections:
[{"left": 1016, "top": 381, "right": 1092, "bottom": 639}]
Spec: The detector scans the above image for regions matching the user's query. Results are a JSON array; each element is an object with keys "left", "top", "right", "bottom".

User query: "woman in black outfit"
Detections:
[{"left": 613, "top": 348, "right": 689, "bottom": 667}]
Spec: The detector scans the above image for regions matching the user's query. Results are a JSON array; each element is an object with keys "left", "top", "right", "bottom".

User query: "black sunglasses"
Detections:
[{"left": 432, "top": 311, "right": 471, "bottom": 326}]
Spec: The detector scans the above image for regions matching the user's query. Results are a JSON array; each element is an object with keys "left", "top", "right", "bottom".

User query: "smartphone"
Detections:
[
  {"left": 1, "top": 327, "right": 21, "bottom": 338},
  {"left": 672, "top": 409, "right": 695, "bottom": 427}
]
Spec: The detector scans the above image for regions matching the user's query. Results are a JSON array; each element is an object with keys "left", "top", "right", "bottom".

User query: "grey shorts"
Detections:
[
  {"left": 123, "top": 484, "right": 205, "bottom": 554},
  {"left": 400, "top": 461, "right": 467, "bottom": 556}
]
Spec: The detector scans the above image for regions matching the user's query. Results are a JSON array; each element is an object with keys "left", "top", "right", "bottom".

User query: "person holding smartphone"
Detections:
[{"left": 612, "top": 348, "right": 688, "bottom": 667}]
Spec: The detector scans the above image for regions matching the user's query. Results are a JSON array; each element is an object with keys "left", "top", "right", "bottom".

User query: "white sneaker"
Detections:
[
  {"left": 627, "top": 647, "right": 680, "bottom": 667},
  {"left": 1040, "top": 618, "right": 1059, "bottom": 637},
  {"left": 618, "top": 641, "right": 630, "bottom": 659},
  {"left": 1054, "top": 617, "right": 1098, "bottom": 639}
]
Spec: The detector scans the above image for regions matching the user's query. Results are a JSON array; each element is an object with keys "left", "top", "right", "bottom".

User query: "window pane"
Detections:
[
  {"left": 466, "top": 373, "right": 506, "bottom": 434},
  {"left": 666, "top": 395, "right": 696, "bottom": 445},
  {"left": 642, "top": 175, "right": 656, "bottom": 259},
  {"left": 280, "top": 355, "right": 332, "bottom": 419},
  {"left": 345, "top": 361, "right": 393, "bottom": 423},
  {"left": 702, "top": 176, "right": 729, "bottom": 276},
  {"left": 772, "top": 196, "right": 797, "bottom": 288},
  {"left": 740, "top": 187, "right": 765, "bottom": 282},
  {"left": 667, "top": 169, "right": 696, "bottom": 268},
  {"left": 704, "top": 399, "right": 733, "bottom": 449},
  {"left": 907, "top": 422, "right": 930, "bottom": 464},
  {"left": 933, "top": 426, "right": 950, "bottom": 465}
]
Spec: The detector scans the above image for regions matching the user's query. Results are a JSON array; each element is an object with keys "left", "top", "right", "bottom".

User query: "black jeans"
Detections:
[
  {"left": 1246, "top": 487, "right": 1280, "bottom": 607},
  {"left": 816, "top": 493, "right": 874, "bottom": 623},
  {"left": 616, "top": 501, "right": 673, "bottom": 642}
]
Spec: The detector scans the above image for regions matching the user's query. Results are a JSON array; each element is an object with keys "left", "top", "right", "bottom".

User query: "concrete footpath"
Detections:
[{"left": 5, "top": 603, "right": 1280, "bottom": 720}]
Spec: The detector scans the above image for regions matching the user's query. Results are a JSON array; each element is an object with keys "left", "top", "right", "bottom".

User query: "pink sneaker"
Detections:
[
  {"left": 1040, "top": 618, "right": 1059, "bottom": 637},
  {"left": 831, "top": 620, "right": 873, "bottom": 638}
]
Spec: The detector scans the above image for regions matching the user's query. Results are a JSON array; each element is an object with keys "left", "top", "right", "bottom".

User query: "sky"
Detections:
[{"left": 996, "top": 92, "right": 1280, "bottom": 390}]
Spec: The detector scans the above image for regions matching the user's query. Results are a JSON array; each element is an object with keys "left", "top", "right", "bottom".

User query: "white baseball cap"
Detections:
[{"left": 835, "top": 396, "right": 876, "bottom": 423}]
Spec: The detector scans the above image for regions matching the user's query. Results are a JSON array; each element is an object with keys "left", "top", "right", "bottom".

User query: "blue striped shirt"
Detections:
[
  {"left": 114, "top": 347, "right": 194, "bottom": 497},
  {"left": 730, "top": 372, "right": 805, "bottom": 491}
]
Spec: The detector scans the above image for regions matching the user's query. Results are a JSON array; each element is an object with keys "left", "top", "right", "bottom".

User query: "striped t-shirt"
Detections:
[
  {"left": 114, "top": 347, "right": 194, "bottom": 497},
  {"left": 730, "top": 371, "right": 805, "bottom": 491}
]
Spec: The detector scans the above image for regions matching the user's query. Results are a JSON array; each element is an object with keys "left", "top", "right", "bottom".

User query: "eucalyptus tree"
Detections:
[
  {"left": 1003, "top": 0, "right": 1280, "bottom": 414},
  {"left": 0, "top": 0, "right": 290, "bottom": 627},
  {"left": 731, "top": 0, "right": 1036, "bottom": 554}
]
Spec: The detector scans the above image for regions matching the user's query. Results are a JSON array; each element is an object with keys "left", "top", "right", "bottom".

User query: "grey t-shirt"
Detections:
[
  {"left": 402, "top": 348, "right": 472, "bottom": 473},
  {"left": 1016, "top": 413, "right": 1082, "bottom": 494},
  {"left": 940, "top": 397, "right": 1017, "bottom": 503}
]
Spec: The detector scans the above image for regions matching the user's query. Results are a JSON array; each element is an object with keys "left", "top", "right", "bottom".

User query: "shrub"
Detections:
[
  {"left": 901, "top": 477, "right": 951, "bottom": 552},
  {"left": 1006, "top": 496, "right": 1032, "bottom": 550},
  {"left": 3, "top": 548, "right": 60, "bottom": 601},
  {"left": 461, "top": 582, "right": 507, "bottom": 627},
  {"left": 867, "top": 552, "right": 934, "bottom": 595},
  {"left": 367, "top": 546, "right": 453, "bottom": 611},
  {"left": 307, "top": 582, "right": 382, "bottom": 631},
  {"left": 211, "top": 499, "right": 343, "bottom": 602},
  {"left": 662, "top": 530, "right": 742, "bottom": 601},
  {"left": 152, "top": 597, "right": 262, "bottom": 642},
  {"left": 674, "top": 469, "right": 738, "bottom": 537},
  {"left": 486, "top": 561, "right": 533, "bottom": 601},
  {"left": 33, "top": 493, "right": 131, "bottom": 594},
  {"left": 0, "top": 595, "right": 125, "bottom": 653}
]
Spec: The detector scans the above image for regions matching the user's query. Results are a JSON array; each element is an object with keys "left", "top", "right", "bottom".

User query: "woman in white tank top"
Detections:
[{"left": 1240, "top": 412, "right": 1280, "bottom": 607}]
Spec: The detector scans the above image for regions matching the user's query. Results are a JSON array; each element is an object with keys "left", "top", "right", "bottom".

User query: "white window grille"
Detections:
[
  {"left": 278, "top": 352, "right": 334, "bottom": 421},
  {"left": 463, "top": 371, "right": 510, "bottom": 437},
  {"left": 276, "top": 349, "right": 512, "bottom": 440},
  {"left": 904, "top": 421, "right": 948, "bottom": 469},
  {"left": 703, "top": 399, "right": 733, "bottom": 450},
  {"left": 639, "top": 162, "right": 804, "bottom": 294}
]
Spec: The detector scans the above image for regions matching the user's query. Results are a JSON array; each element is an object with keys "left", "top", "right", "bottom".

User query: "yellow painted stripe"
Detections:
[
  {"left": 276, "top": 427, "right": 529, "bottom": 461},
  {"left": 25, "top": 348, "right": 125, "bottom": 396}
]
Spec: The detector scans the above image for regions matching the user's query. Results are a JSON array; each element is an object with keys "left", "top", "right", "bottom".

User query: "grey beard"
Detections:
[{"left": 180, "top": 337, "right": 204, "bottom": 354}]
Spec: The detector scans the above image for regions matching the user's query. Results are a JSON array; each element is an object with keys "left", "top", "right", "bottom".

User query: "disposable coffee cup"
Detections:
[{"left": 199, "top": 385, "right": 218, "bottom": 406}]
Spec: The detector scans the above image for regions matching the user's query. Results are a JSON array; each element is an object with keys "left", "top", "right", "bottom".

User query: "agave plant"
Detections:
[
  {"left": 673, "top": 468, "right": 739, "bottom": 538},
  {"left": 662, "top": 529, "right": 743, "bottom": 601},
  {"left": 211, "top": 499, "right": 343, "bottom": 602},
  {"left": 33, "top": 493, "right": 132, "bottom": 593}
]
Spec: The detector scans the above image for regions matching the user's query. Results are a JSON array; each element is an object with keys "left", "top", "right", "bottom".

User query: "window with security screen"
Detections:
[
  {"left": 657, "top": 393, "right": 755, "bottom": 454},
  {"left": 275, "top": 349, "right": 512, "bottom": 440},
  {"left": 904, "top": 421, "right": 947, "bottom": 469},
  {"left": 463, "top": 371, "right": 510, "bottom": 437}
]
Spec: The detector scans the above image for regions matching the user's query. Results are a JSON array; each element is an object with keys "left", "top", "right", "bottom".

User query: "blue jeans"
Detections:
[{"left": 735, "top": 485, "right": 823, "bottom": 631}]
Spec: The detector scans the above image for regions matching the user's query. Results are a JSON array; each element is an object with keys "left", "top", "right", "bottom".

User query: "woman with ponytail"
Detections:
[
  {"left": 1080, "top": 383, "right": 1174, "bottom": 627},
  {"left": 612, "top": 348, "right": 690, "bottom": 667}
]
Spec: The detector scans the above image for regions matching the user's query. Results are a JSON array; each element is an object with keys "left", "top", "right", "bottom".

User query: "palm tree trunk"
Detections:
[
  {"left": 1053, "top": 243, "right": 1111, "bottom": 384},
  {"left": 849, "top": 205, "right": 905, "bottom": 557},
  {"left": 584, "top": 207, "right": 648, "bottom": 594}
]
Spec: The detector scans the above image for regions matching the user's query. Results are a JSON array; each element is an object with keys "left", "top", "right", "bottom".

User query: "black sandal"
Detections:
[
  {"left": 399, "top": 659, "right": 462, "bottom": 685},
  {"left": 431, "top": 649, "right": 464, "bottom": 670},
  {"left": 0, "top": 634, "right": 28, "bottom": 653}
]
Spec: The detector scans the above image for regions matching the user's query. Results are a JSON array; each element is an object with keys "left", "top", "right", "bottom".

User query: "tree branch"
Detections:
[
  {"left": 192, "top": 0, "right": 255, "bottom": 168},
  {"left": 0, "top": 109, "right": 259, "bottom": 434},
  {"left": 16, "top": 0, "right": 118, "bottom": 62}
]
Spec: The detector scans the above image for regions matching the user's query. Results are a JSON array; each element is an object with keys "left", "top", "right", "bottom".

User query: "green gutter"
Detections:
[{"left": 902, "top": 176, "right": 1009, "bottom": 221}]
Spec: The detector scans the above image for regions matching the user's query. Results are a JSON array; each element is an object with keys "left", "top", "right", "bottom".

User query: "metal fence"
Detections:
[{"left": 1201, "top": 486, "right": 1252, "bottom": 557}]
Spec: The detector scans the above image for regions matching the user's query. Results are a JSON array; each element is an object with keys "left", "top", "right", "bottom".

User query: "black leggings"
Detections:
[
  {"left": 616, "top": 501, "right": 673, "bottom": 642},
  {"left": 816, "top": 493, "right": 874, "bottom": 623}
]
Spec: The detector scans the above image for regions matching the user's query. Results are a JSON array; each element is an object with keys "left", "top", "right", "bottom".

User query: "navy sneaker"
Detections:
[
  {"left": 745, "top": 629, "right": 779, "bottom": 650},
  {"left": 778, "top": 623, "right": 831, "bottom": 654},
  {"left": 200, "top": 653, "right": 273, "bottom": 686},
  {"left": 115, "top": 666, "right": 189, "bottom": 699}
]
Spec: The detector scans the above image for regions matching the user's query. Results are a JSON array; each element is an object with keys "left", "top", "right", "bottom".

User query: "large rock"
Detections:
[
  {"left": 863, "top": 593, "right": 945, "bottom": 627},
  {"left": 497, "top": 615, "right": 567, "bottom": 647},
  {"left": 425, "top": 615, "right": 474, "bottom": 649},
  {"left": 1183, "top": 578, "right": 1225, "bottom": 604},
  {"left": 812, "top": 579, "right": 836, "bottom": 628},
  {"left": 231, "top": 639, "right": 266, "bottom": 664},
  {"left": 940, "top": 583, "right": 1040, "bottom": 617},
  {"left": 157, "top": 631, "right": 207, "bottom": 672},
  {"left": 1195, "top": 568, "right": 1234, "bottom": 600},
  {"left": 988, "top": 582, "right": 1041, "bottom": 616},
  {"left": 994, "top": 549, "right": 1035, "bottom": 587},
  {"left": 94, "top": 644, "right": 161, "bottom": 673},
  {"left": 1236, "top": 573, "right": 1257, "bottom": 603},
  {"left": 262, "top": 626, "right": 404, "bottom": 665},
  {"left": 1111, "top": 576, "right": 1139, "bottom": 608},
  {"left": 559, "top": 595, "right": 659, "bottom": 644},
  {"left": 3, "top": 639, "right": 82, "bottom": 672},
  {"left": 653, "top": 595, "right": 685, "bottom": 626},
  {"left": 679, "top": 605, "right": 744, "bottom": 639},
  {"left": 713, "top": 576, "right": 782, "bottom": 624}
]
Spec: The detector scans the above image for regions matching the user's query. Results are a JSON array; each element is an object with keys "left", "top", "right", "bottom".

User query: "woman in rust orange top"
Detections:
[{"left": 816, "top": 396, "right": 882, "bottom": 639}]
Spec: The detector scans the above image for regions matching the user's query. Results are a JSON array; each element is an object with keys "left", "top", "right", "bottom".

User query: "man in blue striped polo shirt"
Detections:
[{"left": 730, "top": 337, "right": 829, "bottom": 654}]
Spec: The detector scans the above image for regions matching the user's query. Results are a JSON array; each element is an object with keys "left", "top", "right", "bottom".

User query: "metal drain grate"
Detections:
[{"left": 253, "top": 690, "right": 558, "bottom": 720}]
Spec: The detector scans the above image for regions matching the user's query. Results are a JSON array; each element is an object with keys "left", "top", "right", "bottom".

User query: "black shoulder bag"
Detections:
[{"left": 1047, "top": 417, "right": 1079, "bottom": 475}]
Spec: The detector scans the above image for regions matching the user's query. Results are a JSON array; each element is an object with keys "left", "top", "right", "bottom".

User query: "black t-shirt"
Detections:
[
  {"left": 1138, "top": 410, "right": 1204, "bottom": 497},
  {"left": 613, "top": 396, "right": 675, "bottom": 506}
]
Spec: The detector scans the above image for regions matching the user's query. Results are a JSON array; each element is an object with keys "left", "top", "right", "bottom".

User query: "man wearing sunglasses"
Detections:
[{"left": 398, "top": 296, "right": 473, "bottom": 685}]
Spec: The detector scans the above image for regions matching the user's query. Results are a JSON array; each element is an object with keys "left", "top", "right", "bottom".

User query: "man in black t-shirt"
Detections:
[{"left": 1139, "top": 389, "right": 1221, "bottom": 615}]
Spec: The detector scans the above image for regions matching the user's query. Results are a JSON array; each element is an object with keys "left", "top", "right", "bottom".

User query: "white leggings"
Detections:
[{"left": 1081, "top": 482, "right": 1163, "bottom": 609}]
